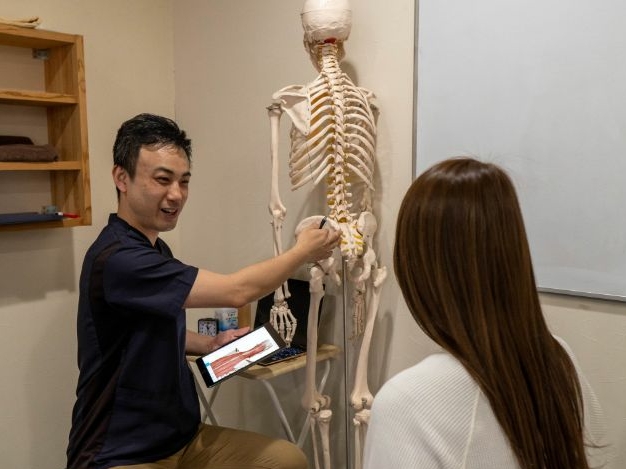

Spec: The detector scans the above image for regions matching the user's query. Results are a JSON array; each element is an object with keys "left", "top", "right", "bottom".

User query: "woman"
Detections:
[{"left": 363, "top": 157, "right": 608, "bottom": 468}]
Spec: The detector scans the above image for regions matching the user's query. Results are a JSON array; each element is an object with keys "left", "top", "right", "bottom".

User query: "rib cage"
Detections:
[{"left": 288, "top": 43, "right": 376, "bottom": 228}]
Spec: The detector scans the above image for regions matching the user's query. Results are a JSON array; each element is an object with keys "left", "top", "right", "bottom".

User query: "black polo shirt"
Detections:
[{"left": 67, "top": 214, "right": 200, "bottom": 469}]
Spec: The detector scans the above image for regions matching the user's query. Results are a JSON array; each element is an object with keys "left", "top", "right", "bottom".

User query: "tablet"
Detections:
[{"left": 195, "top": 322, "right": 286, "bottom": 387}]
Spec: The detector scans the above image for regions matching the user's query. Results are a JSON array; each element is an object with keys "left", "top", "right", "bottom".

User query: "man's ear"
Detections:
[{"left": 112, "top": 166, "right": 128, "bottom": 194}]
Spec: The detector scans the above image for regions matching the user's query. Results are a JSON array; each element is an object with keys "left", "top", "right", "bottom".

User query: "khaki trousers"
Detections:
[{"left": 112, "top": 424, "right": 308, "bottom": 469}]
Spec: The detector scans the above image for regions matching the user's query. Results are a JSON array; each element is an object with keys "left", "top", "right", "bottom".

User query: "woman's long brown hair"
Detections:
[{"left": 394, "top": 157, "right": 589, "bottom": 468}]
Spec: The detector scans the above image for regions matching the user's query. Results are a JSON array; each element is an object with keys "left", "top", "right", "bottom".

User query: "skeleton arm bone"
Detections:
[
  {"left": 268, "top": 103, "right": 287, "bottom": 244},
  {"left": 268, "top": 103, "right": 296, "bottom": 344}
]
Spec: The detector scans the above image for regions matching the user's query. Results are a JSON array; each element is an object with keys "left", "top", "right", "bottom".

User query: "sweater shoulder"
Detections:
[{"left": 373, "top": 353, "right": 479, "bottom": 419}]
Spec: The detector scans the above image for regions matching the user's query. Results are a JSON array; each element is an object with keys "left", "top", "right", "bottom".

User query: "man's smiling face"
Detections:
[{"left": 114, "top": 144, "right": 191, "bottom": 244}]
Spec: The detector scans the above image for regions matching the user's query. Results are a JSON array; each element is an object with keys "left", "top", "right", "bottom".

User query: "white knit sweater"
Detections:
[{"left": 363, "top": 338, "right": 609, "bottom": 468}]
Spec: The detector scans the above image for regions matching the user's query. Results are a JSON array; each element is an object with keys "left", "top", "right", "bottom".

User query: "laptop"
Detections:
[{"left": 254, "top": 278, "right": 324, "bottom": 365}]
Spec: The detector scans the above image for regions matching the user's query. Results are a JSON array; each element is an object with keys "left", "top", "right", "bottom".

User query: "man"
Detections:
[{"left": 67, "top": 113, "right": 340, "bottom": 469}]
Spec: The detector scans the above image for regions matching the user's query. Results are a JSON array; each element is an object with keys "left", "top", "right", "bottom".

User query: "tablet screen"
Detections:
[{"left": 195, "top": 322, "right": 286, "bottom": 387}]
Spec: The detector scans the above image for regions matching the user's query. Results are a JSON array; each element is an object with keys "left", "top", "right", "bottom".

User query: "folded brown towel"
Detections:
[
  {"left": 0, "top": 144, "right": 59, "bottom": 162},
  {"left": 0, "top": 16, "right": 40, "bottom": 28},
  {"left": 0, "top": 136, "right": 34, "bottom": 145}
]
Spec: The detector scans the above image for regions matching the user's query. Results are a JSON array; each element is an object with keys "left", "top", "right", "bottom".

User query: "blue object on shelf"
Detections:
[{"left": 0, "top": 212, "right": 63, "bottom": 225}]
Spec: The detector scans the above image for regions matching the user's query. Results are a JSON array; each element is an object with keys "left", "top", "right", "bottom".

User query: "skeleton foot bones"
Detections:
[{"left": 266, "top": 1, "right": 385, "bottom": 468}]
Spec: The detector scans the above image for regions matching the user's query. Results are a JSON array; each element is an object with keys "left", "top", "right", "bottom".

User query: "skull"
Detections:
[
  {"left": 301, "top": 0, "right": 352, "bottom": 44},
  {"left": 301, "top": 0, "right": 352, "bottom": 69}
]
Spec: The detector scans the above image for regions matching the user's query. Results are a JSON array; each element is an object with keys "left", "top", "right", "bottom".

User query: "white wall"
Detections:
[
  {"left": 542, "top": 293, "right": 626, "bottom": 466},
  {"left": 0, "top": 2, "right": 177, "bottom": 468}
]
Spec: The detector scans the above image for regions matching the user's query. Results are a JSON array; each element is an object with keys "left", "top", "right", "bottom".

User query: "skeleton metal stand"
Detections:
[{"left": 342, "top": 260, "right": 353, "bottom": 469}]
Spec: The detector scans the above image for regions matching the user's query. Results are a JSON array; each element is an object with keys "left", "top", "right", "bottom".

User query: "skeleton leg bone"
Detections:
[
  {"left": 349, "top": 211, "right": 378, "bottom": 337},
  {"left": 301, "top": 263, "right": 334, "bottom": 410},
  {"left": 352, "top": 409, "right": 370, "bottom": 469},
  {"left": 302, "top": 262, "right": 333, "bottom": 469},
  {"left": 309, "top": 415, "right": 321, "bottom": 469},
  {"left": 293, "top": 215, "right": 341, "bottom": 469},
  {"left": 318, "top": 409, "right": 333, "bottom": 469},
  {"left": 349, "top": 265, "right": 387, "bottom": 469}
]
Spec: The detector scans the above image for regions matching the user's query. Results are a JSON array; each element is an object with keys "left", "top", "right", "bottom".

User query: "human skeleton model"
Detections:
[{"left": 267, "top": 2, "right": 386, "bottom": 469}]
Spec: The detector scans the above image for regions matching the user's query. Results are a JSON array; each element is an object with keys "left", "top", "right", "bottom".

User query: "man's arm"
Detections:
[
  {"left": 184, "top": 225, "right": 339, "bottom": 309},
  {"left": 185, "top": 328, "right": 251, "bottom": 355}
]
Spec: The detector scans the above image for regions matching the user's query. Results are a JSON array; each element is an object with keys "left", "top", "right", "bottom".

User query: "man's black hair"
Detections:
[{"left": 113, "top": 113, "right": 192, "bottom": 179}]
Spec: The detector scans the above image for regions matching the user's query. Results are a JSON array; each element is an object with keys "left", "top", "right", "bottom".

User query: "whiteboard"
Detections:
[{"left": 415, "top": 0, "right": 626, "bottom": 301}]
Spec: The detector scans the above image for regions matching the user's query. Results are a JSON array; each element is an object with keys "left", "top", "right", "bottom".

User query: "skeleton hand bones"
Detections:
[{"left": 269, "top": 216, "right": 341, "bottom": 345}]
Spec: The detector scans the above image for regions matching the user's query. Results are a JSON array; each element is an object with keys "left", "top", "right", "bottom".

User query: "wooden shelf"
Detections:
[
  {"left": 0, "top": 217, "right": 85, "bottom": 232},
  {"left": 0, "top": 24, "right": 91, "bottom": 231},
  {"left": 0, "top": 25, "right": 78, "bottom": 48},
  {"left": 0, "top": 89, "right": 77, "bottom": 106},
  {"left": 0, "top": 161, "right": 82, "bottom": 171}
]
